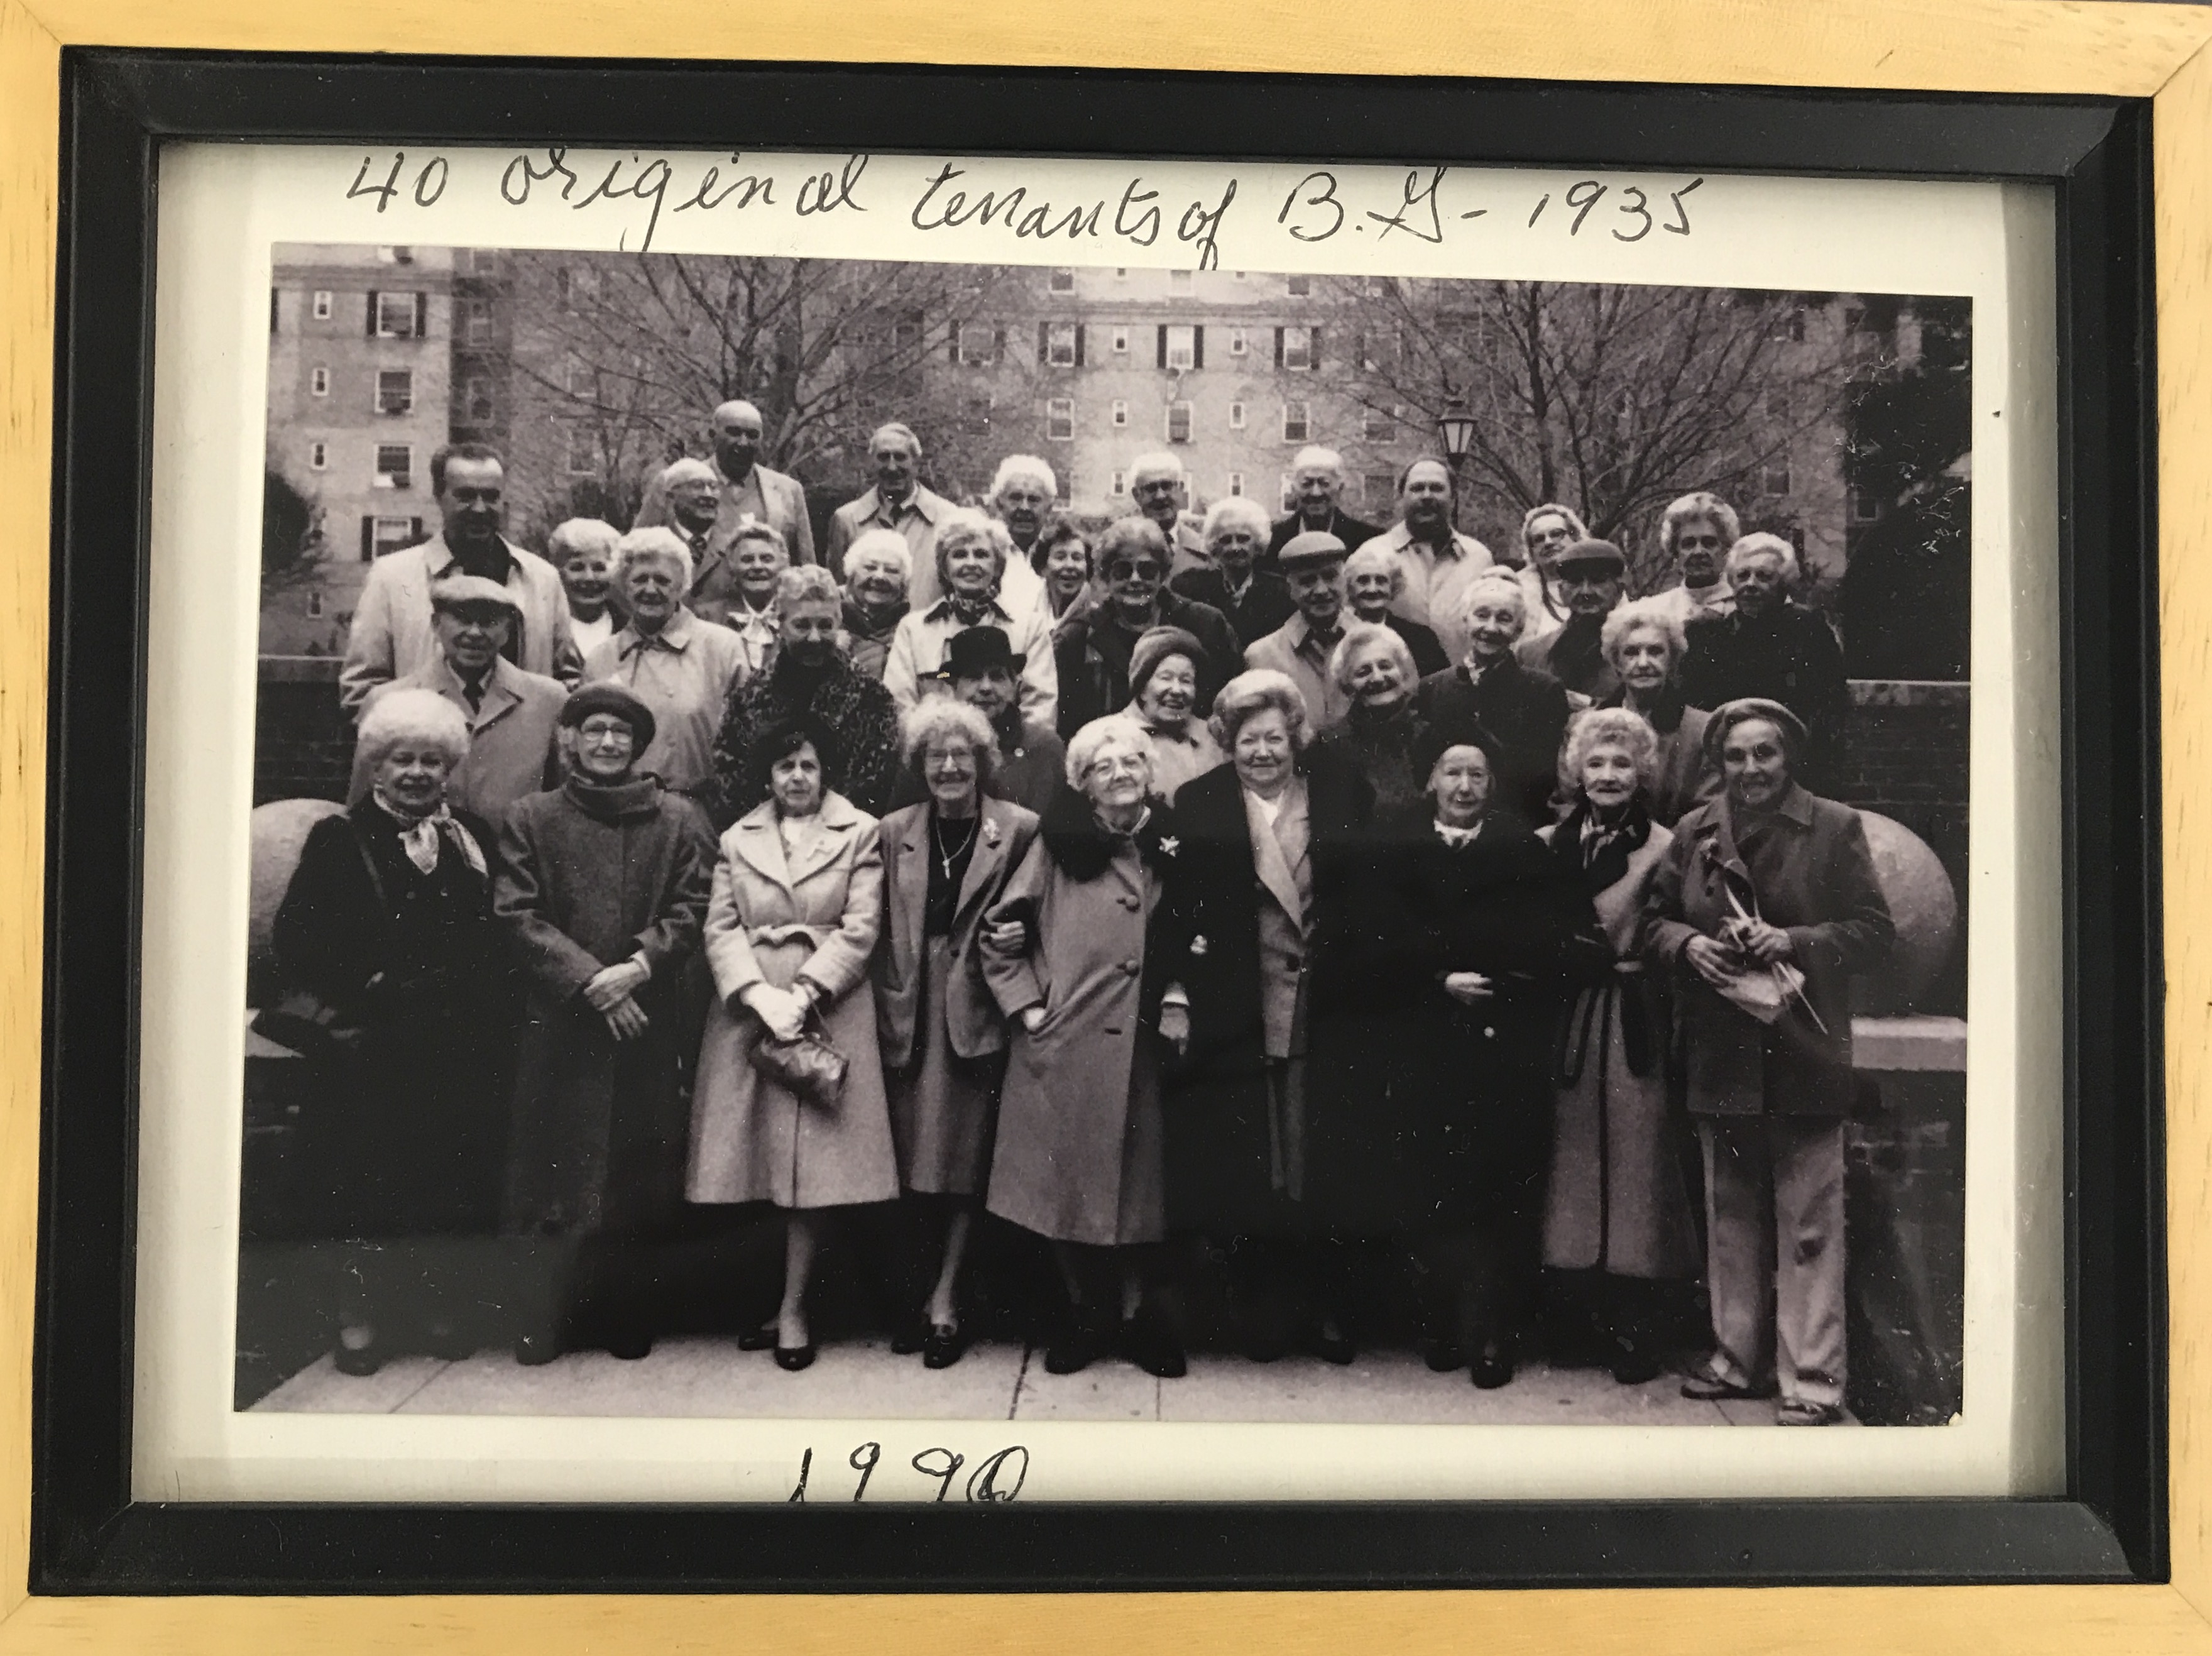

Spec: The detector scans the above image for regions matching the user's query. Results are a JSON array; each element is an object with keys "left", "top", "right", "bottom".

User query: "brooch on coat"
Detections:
[
  {"left": 1188, "top": 933, "right": 1209, "bottom": 957},
  {"left": 981, "top": 819, "right": 1002, "bottom": 847},
  {"left": 1158, "top": 836, "right": 1180, "bottom": 856}
]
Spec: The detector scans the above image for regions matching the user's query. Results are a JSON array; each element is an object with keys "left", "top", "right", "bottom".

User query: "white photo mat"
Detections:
[{"left": 132, "top": 141, "right": 2061, "bottom": 1503}]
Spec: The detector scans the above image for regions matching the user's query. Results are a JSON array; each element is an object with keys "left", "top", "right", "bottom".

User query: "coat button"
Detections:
[
  {"left": 1105, "top": 1026, "right": 1124, "bottom": 1036},
  {"left": 1483, "top": 1027, "right": 1496, "bottom": 1038},
  {"left": 1123, "top": 960, "right": 1141, "bottom": 975},
  {"left": 1121, "top": 895, "right": 1139, "bottom": 910}
]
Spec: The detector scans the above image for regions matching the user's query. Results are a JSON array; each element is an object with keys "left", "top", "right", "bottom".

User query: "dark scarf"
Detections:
[
  {"left": 1039, "top": 784, "right": 1178, "bottom": 882},
  {"left": 1602, "top": 683, "right": 1688, "bottom": 735},
  {"left": 1549, "top": 794, "right": 1653, "bottom": 897},
  {"left": 946, "top": 591, "right": 996, "bottom": 628},
  {"left": 842, "top": 595, "right": 907, "bottom": 640},
  {"left": 562, "top": 771, "right": 664, "bottom": 824},
  {"left": 1545, "top": 614, "right": 1608, "bottom": 688}
]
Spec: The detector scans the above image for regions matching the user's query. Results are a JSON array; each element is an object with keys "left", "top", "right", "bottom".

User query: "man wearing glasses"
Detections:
[{"left": 1051, "top": 517, "right": 1242, "bottom": 738}]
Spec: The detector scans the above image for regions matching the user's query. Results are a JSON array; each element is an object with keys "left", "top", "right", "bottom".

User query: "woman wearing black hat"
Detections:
[
  {"left": 1645, "top": 697, "right": 1893, "bottom": 1425},
  {"left": 495, "top": 682, "right": 719, "bottom": 1363},
  {"left": 1306, "top": 720, "right": 1606, "bottom": 1388}
]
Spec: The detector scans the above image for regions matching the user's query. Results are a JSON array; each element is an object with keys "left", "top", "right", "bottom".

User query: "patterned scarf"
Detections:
[
  {"left": 1549, "top": 794, "right": 1653, "bottom": 896},
  {"left": 371, "top": 792, "right": 488, "bottom": 878}
]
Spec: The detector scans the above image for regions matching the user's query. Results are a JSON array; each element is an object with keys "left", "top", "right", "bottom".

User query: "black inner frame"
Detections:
[{"left": 36, "top": 50, "right": 2164, "bottom": 1593}]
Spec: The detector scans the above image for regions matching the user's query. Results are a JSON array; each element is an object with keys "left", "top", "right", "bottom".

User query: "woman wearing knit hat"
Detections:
[{"left": 1122, "top": 625, "right": 1223, "bottom": 803}]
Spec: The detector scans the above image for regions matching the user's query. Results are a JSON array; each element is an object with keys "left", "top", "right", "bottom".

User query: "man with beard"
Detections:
[
  {"left": 1677, "top": 532, "right": 1849, "bottom": 788},
  {"left": 828, "top": 422, "right": 953, "bottom": 608},
  {"left": 635, "top": 398, "right": 815, "bottom": 568},
  {"left": 1342, "top": 542, "right": 1450, "bottom": 678},
  {"left": 1264, "top": 446, "right": 1380, "bottom": 565},
  {"left": 1171, "top": 496, "right": 1296, "bottom": 651},
  {"left": 1646, "top": 491, "right": 1741, "bottom": 630},
  {"left": 703, "top": 565, "right": 902, "bottom": 824},
  {"left": 1244, "top": 532, "right": 1355, "bottom": 732},
  {"left": 1374, "top": 457, "right": 1494, "bottom": 668},
  {"left": 889, "top": 626, "right": 1066, "bottom": 818},
  {"left": 1128, "top": 451, "right": 1210, "bottom": 581},
  {"left": 986, "top": 454, "right": 1059, "bottom": 581},
  {"left": 838, "top": 527, "right": 913, "bottom": 681},
  {"left": 1516, "top": 538, "right": 1626, "bottom": 703},
  {"left": 1053, "top": 516, "right": 1242, "bottom": 739},
  {"left": 341, "top": 442, "right": 581, "bottom": 716},
  {"left": 1412, "top": 568, "right": 1572, "bottom": 827}
]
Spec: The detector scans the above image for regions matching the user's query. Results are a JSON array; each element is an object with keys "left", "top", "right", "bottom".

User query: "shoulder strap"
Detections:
[{"left": 343, "top": 812, "right": 392, "bottom": 914}]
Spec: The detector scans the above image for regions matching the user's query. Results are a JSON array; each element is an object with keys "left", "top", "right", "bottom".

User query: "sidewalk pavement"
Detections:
[{"left": 255, "top": 1334, "right": 1846, "bottom": 1426}]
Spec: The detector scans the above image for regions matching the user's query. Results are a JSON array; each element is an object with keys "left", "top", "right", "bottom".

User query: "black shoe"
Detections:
[
  {"left": 1680, "top": 1361, "right": 1778, "bottom": 1401},
  {"left": 334, "top": 1333, "right": 385, "bottom": 1376},
  {"left": 1608, "top": 1342, "right": 1663, "bottom": 1386},
  {"left": 1241, "top": 1329, "right": 1289, "bottom": 1364},
  {"left": 921, "top": 1323, "right": 969, "bottom": 1369},
  {"left": 1121, "top": 1307, "right": 1186, "bottom": 1379},
  {"left": 1470, "top": 1346, "right": 1516, "bottom": 1390},
  {"left": 1423, "top": 1341, "right": 1465, "bottom": 1373},
  {"left": 1303, "top": 1327, "right": 1357, "bottom": 1366},
  {"left": 512, "top": 1330, "right": 559, "bottom": 1367},
  {"left": 606, "top": 1331, "right": 654, "bottom": 1361},
  {"left": 774, "top": 1343, "right": 816, "bottom": 1372},
  {"left": 1044, "top": 1320, "right": 1105, "bottom": 1375},
  {"left": 424, "top": 1327, "right": 478, "bottom": 1363},
  {"left": 736, "top": 1324, "right": 779, "bottom": 1352},
  {"left": 890, "top": 1316, "right": 930, "bottom": 1357}
]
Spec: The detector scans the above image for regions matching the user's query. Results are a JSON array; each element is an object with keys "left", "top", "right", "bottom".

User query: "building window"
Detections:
[
  {"left": 1363, "top": 405, "right": 1398, "bottom": 442},
  {"left": 1167, "top": 401, "right": 1194, "bottom": 444},
  {"left": 1049, "top": 266, "right": 1075, "bottom": 293},
  {"left": 956, "top": 322, "right": 999, "bottom": 366},
  {"left": 1282, "top": 400, "right": 1310, "bottom": 443},
  {"left": 270, "top": 288, "right": 279, "bottom": 332},
  {"left": 1278, "top": 326, "right": 1315, "bottom": 371},
  {"left": 566, "top": 429, "right": 596, "bottom": 477},
  {"left": 1227, "top": 471, "right": 1245, "bottom": 496},
  {"left": 1229, "top": 327, "right": 1247, "bottom": 357},
  {"left": 556, "top": 266, "right": 600, "bottom": 309},
  {"left": 306, "top": 591, "right": 324, "bottom": 618},
  {"left": 371, "top": 291, "right": 423, "bottom": 338},
  {"left": 1760, "top": 453, "right": 1793, "bottom": 494},
  {"left": 1229, "top": 401, "right": 1247, "bottom": 430},
  {"left": 1161, "top": 324, "right": 1201, "bottom": 370},
  {"left": 1171, "top": 270, "right": 1193, "bottom": 289},
  {"left": 565, "top": 356, "right": 593, "bottom": 398},
  {"left": 1286, "top": 274, "right": 1312, "bottom": 297},
  {"left": 311, "top": 290, "right": 332, "bottom": 321},
  {"left": 1047, "top": 397, "right": 1075, "bottom": 441},
  {"left": 1111, "top": 398, "right": 1129, "bottom": 427},
  {"left": 1364, "top": 471, "right": 1394, "bottom": 507},
  {"left": 965, "top": 393, "right": 994, "bottom": 434},
  {"left": 1850, "top": 487, "right": 1883, "bottom": 523},
  {"left": 373, "top": 444, "right": 413, "bottom": 490},
  {"left": 1112, "top": 469, "right": 1127, "bottom": 497},
  {"left": 308, "top": 441, "right": 328, "bottom": 471},
  {"left": 1112, "top": 327, "right": 1130, "bottom": 354},
  {"left": 1044, "top": 321, "right": 1081, "bottom": 366},
  {"left": 466, "top": 248, "right": 501, "bottom": 275},
  {"left": 309, "top": 366, "right": 329, "bottom": 397},
  {"left": 375, "top": 370, "right": 413, "bottom": 415},
  {"left": 367, "top": 515, "right": 419, "bottom": 559},
  {"left": 376, "top": 245, "right": 415, "bottom": 264},
  {"left": 1771, "top": 304, "right": 1806, "bottom": 343},
  {"left": 465, "top": 297, "right": 494, "bottom": 346},
  {"left": 466, "top": 376, "right": 495, "bottom": 422},
  {"left": 1115, "top": 268, "right": 1128, "bottom": 280}
]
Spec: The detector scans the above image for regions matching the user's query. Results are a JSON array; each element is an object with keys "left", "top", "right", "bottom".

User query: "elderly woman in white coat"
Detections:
[
  {"left": 686, "top": 713, "right": 894, "bottom": 1371},
  {"left": 873, "top": 700, "right": 1041, "bottom": 1367},
  {"left": 1537, "top": 708, "right": 1701, "bottom": 1384},
  {"left": 980, "top": 715, "right": 1190, "bottom": 1381}
]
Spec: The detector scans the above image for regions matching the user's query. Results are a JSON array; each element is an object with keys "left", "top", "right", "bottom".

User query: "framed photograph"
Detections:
[{"left": 6, "top": 1, "right": 2209, "bottom": 1648}]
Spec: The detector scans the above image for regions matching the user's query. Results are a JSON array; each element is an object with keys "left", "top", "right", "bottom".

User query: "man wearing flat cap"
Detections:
[
  {"left": 1244, "top": 530, "right": 1357, "bottom": 732},
  {"left": 496, "top": 680, "right": 718, "bottom": 1364},
  {"left": 341, "top": 442, "right": 582, "bottom": 717},
  {"left": 1516, "top": 537, "right": 1628, "bottom": 703},
  {"left": 348, "top": 571, "right": 566, "bottom": 821}
]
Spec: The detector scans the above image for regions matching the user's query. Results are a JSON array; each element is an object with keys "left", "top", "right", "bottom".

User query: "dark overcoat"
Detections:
[
  {"left": 1643, "top": 784, "right": 1894, "bottom": 1118},
  {"left": 1159, "top": 752, "right": 1374, "bottom": 1236},
  {"left": 495, "top": 776, "right": 717, "bottom": 1237},
  {"left": 1306, "top": 808, "right": 1607, "bottom": 1236},
  {"left": 1053, "top": 592, "right": 1244, "bottom": 739},
  {"left": 271, "top": 801, "right": 515, "bottom": 1241},
  {"left": 1677, "top": 603, "right": 1851, "bottom": 786},
  {"left": 1413, "top": 655, "right": 1573, "bottom": 827}
]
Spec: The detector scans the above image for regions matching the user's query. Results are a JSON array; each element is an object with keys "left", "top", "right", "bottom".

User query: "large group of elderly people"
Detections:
[{"left": 280, "top": 426, "right": 1891, "bottom": 1423}]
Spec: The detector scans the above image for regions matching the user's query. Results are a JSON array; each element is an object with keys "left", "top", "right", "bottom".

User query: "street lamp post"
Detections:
[{"left": 1436, "top": 395, "right": 1476, "bottom": 531}]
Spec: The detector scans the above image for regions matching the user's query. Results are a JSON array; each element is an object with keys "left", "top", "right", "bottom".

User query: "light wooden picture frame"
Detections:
[{"left": 3, "top": 0, "right": 2211, "bottom": 1648}]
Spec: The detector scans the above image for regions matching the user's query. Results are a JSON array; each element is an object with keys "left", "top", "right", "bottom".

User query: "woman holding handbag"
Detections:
[{"left": 686, "top": 714, "right": 895, "bottom": 1370}]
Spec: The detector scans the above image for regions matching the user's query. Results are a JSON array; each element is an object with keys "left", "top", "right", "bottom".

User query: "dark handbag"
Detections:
[
  {"left": 750, "top": 1009, "right": 849, "bottom": 1107},
  {"left": 251, "top": 814, "right": 390, "bottom": 1061}
]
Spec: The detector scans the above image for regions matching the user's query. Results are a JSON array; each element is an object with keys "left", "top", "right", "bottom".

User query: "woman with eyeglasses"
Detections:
[{"left": 1051, "top": 517, "right": 1242, "bottom": 741}]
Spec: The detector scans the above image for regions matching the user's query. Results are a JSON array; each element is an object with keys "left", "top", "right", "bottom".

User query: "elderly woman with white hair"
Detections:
[
  {"left": 838, "top": 527, "right": 913, "bottom": 681},
  {"left": 548, "top": 518, "right": 625, "bottom": 659},
  {"left": 1676, "top": 532, "right": 1851, "bottom": 787},
  {"left": 1171, "top": 496, "right": 1296, "bottom": 650},
  {"left": 882, "top": 511, "right": 1055, "bottom": 728},
  {"left": 272, "top": 688, "right": 515, "bottom": 1375},
  {"left": 987, "top": 454, "right": 1059, "bottom": 566},
  {"left": 1536, "top": 707, "right": 1700, "bottom": 1385},
  {"left": 874, "top": 700, "right": 1043, "bottom": 1367},
  {"left": 1411, "top": 568, "right": 1574, "bottom": 827},
  {"left": 1164, "top": 669, "right": 1374, "bottom": 1362},
  {"left": 1313, "top": 622, "right": 1431, "bottom": 815},
  {"left": 1122, "top": 625, "right": 1223, "bottom": 802},
  {"left": 1589, "top": 597, "right": 1721, "bottom": 827},
  {"left": 980, "top": 715, "right": 1190, "bottom": 1379},
  {"left": 1649, "top": 491, "right": 1742, "bottom": 628},
  {"left": 1342, "top": 542, "right": 1449, "bottom": 677},
  {"left": 582, "top": 527, "right": 750, "bottom": 796}
]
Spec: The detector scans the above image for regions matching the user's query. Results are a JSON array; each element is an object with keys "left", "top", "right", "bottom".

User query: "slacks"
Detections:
[{"left": 1697, "top": 1115, "right": 1846, "bottom": 1410}]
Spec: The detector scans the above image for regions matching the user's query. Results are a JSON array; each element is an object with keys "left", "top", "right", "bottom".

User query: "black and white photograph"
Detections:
[{"left": 234, "top": 231, "right": 1971, "bottom": 1439}]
